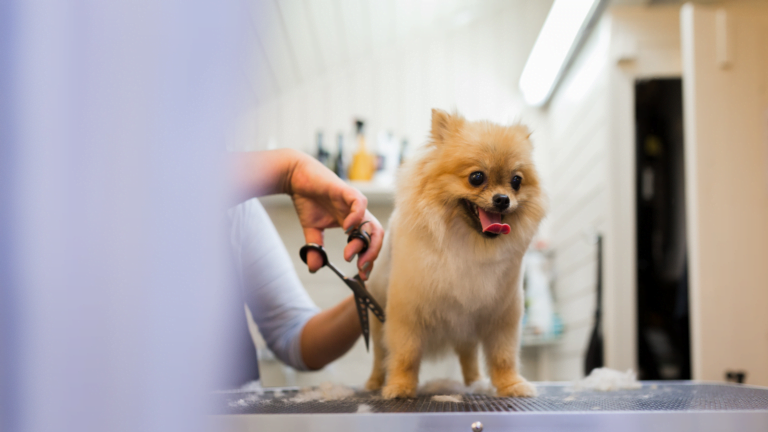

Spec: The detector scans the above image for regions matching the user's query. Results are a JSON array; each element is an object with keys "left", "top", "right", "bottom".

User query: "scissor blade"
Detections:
[
  {"left": 354, "top": 294, "right": 370, "bottom": 351},
  {"left": 352, "top": 275, "right": 386, "bottom": 323},
  {"left": 324, "top": 262, "right": 348, "bottom": 281}
]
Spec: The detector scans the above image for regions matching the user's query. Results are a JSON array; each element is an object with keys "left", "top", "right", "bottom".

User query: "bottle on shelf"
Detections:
[
  {"left": 315, "top": 131, "right": 331, "bottom": 169},
  {"left": 399, "top": 138, "right": 409, "bottom": 166},
  {"left": 333, "top": 133, "right": 345, "bottom": 180},
  {"left": 374, "top": 130, "right": 398, "bottom": 186},
  {"left": 348, "top": 119, "right": 375, "bottom": 181}
]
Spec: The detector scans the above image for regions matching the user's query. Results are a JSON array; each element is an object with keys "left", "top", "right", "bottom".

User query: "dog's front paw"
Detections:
[
  {"left": 497, "top": 379, "right": 537, "bottom": 398},
  {"left": 381, "top": 382, "right": 417, "bottom": 399},
  {"left": 365, "top": 374, "right": 385, "bottom": 391}
]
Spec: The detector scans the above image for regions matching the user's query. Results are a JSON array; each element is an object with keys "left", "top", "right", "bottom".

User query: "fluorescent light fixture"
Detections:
[{"left": 519, "top": 0, "right": 605, "bottom": 106}]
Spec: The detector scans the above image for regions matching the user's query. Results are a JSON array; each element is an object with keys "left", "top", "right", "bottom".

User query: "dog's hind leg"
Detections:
[
  {"left": 455, "top": 343, "right": 481, "bottom": 386},
  {"left": 365, "top": 317, "right": 387, "bottom": 391}
]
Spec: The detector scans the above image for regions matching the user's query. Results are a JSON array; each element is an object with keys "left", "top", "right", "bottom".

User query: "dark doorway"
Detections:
[{"left": 635, "top": 79, "right": 691, "bottom": 380}]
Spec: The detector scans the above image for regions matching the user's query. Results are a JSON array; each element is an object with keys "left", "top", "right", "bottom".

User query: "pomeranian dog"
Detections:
[{"left": 365, "top": 109, "right": 546, "bottom": 399}]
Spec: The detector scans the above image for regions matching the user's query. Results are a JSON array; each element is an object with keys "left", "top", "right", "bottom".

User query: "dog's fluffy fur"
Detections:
[{"left": 365, "top": 109, "right": 546, "bottom": 399}]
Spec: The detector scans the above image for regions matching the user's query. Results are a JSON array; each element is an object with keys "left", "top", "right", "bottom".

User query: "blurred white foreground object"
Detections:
[{"left": 0, "top": 1, "right": 249, "bottom": 431}]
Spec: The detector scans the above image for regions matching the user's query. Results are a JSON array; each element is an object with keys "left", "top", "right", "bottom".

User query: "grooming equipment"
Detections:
[
  {"left": 299, "top": 225, "right": 385, "bottom": 351},
  {"left": 213, "top": 382, "right": 768, "bottom": 432}
]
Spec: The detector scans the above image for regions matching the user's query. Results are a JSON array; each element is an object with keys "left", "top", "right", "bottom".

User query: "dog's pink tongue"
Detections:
[{"left": 478, "top": 207, "right": 511, "bottom": 235}]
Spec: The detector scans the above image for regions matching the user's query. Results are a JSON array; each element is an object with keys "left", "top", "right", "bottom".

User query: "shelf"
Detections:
[
  {"left": 521, "top": 334, "right": 563, "bottom": 347},
  {"left": 259, "top": 181, "right": 395, "bottom": 208},
  {"left": 347, "top": 181, "right": 395, "bottom": 206},
  {"left": 520, "top": 316, "right": 564, "bottom": 347}
]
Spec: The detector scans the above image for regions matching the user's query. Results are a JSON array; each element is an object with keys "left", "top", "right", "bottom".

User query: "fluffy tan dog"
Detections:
[{"left": 365, "top": 109, "right": 546, "bottom": 399}]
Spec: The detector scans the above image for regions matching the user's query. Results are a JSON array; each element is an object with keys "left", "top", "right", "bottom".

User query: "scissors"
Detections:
[{"left": 299, "top": 224, "right": 386, "bottom": 352}]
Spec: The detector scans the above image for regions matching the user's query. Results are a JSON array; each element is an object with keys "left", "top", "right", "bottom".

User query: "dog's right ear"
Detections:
[{"left": 430, "top": 109, "right": 462, "bottom": 143}]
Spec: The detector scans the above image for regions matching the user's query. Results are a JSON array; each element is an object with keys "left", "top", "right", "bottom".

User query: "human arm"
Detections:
[
  {"left": 231, "top": 199, "right": 361, "bottom": 370},
  {"left": 299, "top": 295, "right": 361, "bottom": 370},
  {"left": 230, "top": 149, "right": 383, "bottom": 280}
]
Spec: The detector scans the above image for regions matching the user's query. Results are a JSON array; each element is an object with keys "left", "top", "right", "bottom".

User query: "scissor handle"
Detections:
[
  {"left": 299, "top": 243, "right": 328, "bottom": 267},
  {"left": 347, "top": 221, "right": 371, "bottom": 255}
]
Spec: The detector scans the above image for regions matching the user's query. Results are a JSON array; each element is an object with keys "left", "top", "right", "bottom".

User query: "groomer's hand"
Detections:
[
  {"left": 232, "top": 149, "right": 383, "bottom": 280},
  {"left": 287, "top": 152, "right": 382, "bottom": 280}
]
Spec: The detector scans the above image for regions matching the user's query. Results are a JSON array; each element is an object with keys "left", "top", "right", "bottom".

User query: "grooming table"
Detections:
[{"left": 211, "top": 382, "right": 768, "bottom": 431}]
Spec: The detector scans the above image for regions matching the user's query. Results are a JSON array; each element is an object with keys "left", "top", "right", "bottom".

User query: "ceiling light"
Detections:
[{"left": 519, "top": 0, "right": 605, "bottom": 107}]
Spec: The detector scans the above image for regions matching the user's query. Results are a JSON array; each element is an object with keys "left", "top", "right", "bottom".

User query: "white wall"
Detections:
[
  {"left": 235, "top": 0, "right": 552, "bottom": 166},
  {"left": 535, "top": 15, "right": 613, "bottom": 381},
  {"left": 536, "top": 4, "right": 683, "bottom": 380}
]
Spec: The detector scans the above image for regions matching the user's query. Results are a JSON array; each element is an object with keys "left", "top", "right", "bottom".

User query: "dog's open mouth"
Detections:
[{"left": 462, "top": 199, "right": 511, "bottom": 237}]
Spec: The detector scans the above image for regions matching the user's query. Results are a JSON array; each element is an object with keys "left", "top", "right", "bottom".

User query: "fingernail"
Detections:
[
  {"left": 362, "top": 262, "right": 371, "bottom": 271},
  {"left": 309, "top": 269, "right": 316, "bottom": 274},
  {"left": 345, "top": 226, "right": 354, "bottom": 234},
  {"left": 365, "top": 268, "right": 371, "bottom": 279}
]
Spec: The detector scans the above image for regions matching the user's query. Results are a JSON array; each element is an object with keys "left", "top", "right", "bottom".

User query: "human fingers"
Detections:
[
  {"left": 340, "top": 188, "right": 367, "bottom": 233},
  {"left": 344, "top": 211, "right": 384, "bottom": 279},
  {"left": 343, "top": 216, "right": 375, "bottom": 262},
  {"left": 359, "top": 262, "right": 374, "bottom": 281},
  {"left": 355, "top": 213, "right": 383, "bottom": 279},
  {"left": 302, "top": 227, "right": 326, "bottom": 273},
  {"left": 343, "top": 237, "right": 366, "bottom": 263},
  {"left": 343, "top": 234, "right": 373, "bottom": 280}
]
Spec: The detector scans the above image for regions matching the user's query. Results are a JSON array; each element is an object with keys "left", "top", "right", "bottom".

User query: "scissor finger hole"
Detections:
[
  {"left": 347, "top": 222, "right": 372, "bottom": 255},
  {"left": 299, "top": 243, "right": 328, "bottom": 267}
]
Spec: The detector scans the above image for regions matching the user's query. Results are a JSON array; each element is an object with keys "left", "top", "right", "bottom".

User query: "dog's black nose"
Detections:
[{"left": 493, "top": 194, "right": 510, "bottom": 210}]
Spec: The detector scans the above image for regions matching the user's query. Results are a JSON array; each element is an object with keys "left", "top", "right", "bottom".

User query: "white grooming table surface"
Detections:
[{"left": 211, "top": 382, "right": 768, "bottom": 431}]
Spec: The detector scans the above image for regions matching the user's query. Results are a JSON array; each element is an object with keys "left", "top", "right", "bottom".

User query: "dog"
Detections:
[{"left": 364, "top": 109, "right": 546, "bottom": 399}]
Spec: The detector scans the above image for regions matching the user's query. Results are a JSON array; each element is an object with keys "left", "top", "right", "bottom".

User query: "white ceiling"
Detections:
[
  {"left": 246, "top": 0, "right": 703, "bottom": 104},
  {"left": 247, "top": 0, "right": 514, "bottom": 102}
]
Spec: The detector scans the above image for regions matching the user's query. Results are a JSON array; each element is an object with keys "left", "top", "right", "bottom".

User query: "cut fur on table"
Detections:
[
  {"left": 365, "top": 109, "right": 546, "bottom": 399},
  {"left": 418, "top": 378, "right": 496, "bottom": 396}
]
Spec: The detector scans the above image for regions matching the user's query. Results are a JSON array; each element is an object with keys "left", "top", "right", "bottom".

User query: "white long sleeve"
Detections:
[{"left": 228, "top": 198, "right": 320, "bottom": 371}]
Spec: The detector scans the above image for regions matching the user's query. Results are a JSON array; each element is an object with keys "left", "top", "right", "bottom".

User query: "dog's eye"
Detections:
[
  {"left": 469, "top": 171, "right": 485, "bottom": 186},
  {"left": 511, "top": 175, "right": 522, "bottom": 191}
]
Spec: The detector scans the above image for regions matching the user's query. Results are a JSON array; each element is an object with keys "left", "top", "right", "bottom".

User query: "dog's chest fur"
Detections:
[{"left": 381, "top": 212, "right": 525, "bottom": 351}]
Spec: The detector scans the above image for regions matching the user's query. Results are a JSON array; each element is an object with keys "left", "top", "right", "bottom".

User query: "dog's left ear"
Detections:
[
  {"left": 513, "top": 124, "right": 534, "bottom": 146},
  {"left": 431, "top": 109, "right": 463, "bottom": 143}
]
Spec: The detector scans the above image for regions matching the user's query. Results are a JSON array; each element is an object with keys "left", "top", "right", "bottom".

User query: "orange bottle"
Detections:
[{"left": 348, "top": 119, "right": 376, "bottom": 181}]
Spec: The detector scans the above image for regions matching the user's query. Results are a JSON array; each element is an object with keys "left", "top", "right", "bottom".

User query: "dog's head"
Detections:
[{"left": 401, "top": 109, "right": 545, "bottom": 245}]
